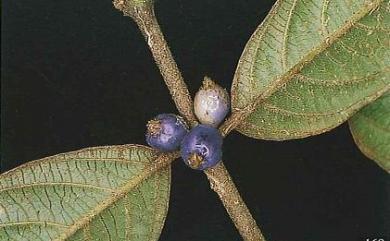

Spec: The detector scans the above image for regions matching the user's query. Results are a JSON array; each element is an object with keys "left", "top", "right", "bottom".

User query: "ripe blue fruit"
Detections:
[
  {"left": 146, "top": 114, "right": 188, "bottom": 152},
  {"left": 194, "top": 77, "right": 230, "bottom": 127},
  {"left": 180, "top": 124, "right": 223, "bottom": 170}
]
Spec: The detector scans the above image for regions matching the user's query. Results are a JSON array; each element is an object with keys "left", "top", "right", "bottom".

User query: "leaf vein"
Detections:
[
  {"left": 0, "top": 182, "right": 115, "bottom": 194},
  {"left": 282, "top": 0, "right": 298, "bottom": 70}
]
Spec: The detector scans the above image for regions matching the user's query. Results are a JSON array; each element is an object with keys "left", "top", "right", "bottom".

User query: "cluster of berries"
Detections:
[{"left": 146, "top": 78, "right": 229, "bottom": 170}]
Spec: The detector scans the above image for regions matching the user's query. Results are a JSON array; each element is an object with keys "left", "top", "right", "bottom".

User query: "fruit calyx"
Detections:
[
  {"left": 147, "top": 119, "right": 162, "bottom": 136},
  {"left": 201, "top": 76, "right": 217, "bottom": 90},
  {"left": 187, "top": 153, "right": 205, "bottom": 169}
]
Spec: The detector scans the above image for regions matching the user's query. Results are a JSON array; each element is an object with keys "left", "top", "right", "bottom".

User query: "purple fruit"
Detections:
[
  {"left": 146, "top": 114, "right": 188, "bottom": 152},
  {"left": 194, "top": 77, "right": 230, "bottom": 127},
  {"left": 180, "top": 124, "right": 223, "bottom": 170}
]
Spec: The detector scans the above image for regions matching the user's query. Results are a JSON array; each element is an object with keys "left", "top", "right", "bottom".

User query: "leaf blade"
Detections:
[
  {"left": 0, "top": 145, "right": 177, "bottom": 241},
  {"left": 349, "top": 93, "right": 390, "bottom": 172},
  {"left": 231, "top": 0, "right": 390, "bottom": 140}
]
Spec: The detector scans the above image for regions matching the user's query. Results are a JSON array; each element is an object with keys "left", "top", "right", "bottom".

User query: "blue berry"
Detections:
[
  {"left": 180, "top": 124, "right": 223, "bottom": 170},
  {"left": 146, "top": 114, "right": 188, "bottom": 152},
  {"left": 194, "top": 77, "right": 230, "bottom": 127}
]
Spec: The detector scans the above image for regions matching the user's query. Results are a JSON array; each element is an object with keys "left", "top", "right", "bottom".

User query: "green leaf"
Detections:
[
  {"left": 0, "top": 145, "right": 176, "bottom": 241},
  {"left": 231, "top": 0, "right": 390, "bottom": 140},
  {"left": 349, "top": 93, "right": 390, "bottom": 172}
]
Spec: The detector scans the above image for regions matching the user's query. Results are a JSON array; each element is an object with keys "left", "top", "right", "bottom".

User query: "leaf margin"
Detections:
[
  {"left": 226, "top": 0, "right": 388, "bottom": 140},
  {"left": 0, "top": 144, "right": 179, "bottom": 241},
  {"left": 348, "top": 93, "right": 390, "bottom": 172}
]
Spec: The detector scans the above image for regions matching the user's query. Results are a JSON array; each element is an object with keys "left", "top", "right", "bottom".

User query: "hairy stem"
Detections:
[
  {"left": 113, "top": 0, "right": 197, "bottom": 126},
  {"left": 113, "top": 1, "right": 265, "bottom": 240},
  {"left": 205, "top": 162, "right": 265, "bottom": 241}
]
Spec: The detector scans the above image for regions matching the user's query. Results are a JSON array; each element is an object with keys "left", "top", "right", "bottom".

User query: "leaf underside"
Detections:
[
  {"left": 0, "top": 145, "right": 172, "bottom": 241},
  {"left": 349, "top": 92, "right": 390, "bottom": 172},
  {"left": 231, "top": 0, "right": 390, "bottom": 140}
]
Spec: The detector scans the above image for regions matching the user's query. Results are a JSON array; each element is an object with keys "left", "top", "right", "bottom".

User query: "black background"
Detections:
[{"left": 2, "top": 0, "right": 389, "bottom": 240}]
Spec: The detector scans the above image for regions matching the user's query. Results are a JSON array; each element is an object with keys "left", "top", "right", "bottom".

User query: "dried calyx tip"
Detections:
[
  {"left": 202, "top": 76, "right": 218, "bottom": 90},
  {"left": 187, "top": 153, "right": 204, "bottom": 169},
  {"left": 147, "top": 119, "right": 161, "bottom": 135}
]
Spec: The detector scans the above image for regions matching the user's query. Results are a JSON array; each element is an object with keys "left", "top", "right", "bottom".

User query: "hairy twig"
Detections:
[
  {"left": 113, "top": 0, "right": 197, "bottom": 126},
  {"left": 113, "top": 1, "right": 265, "bottom": 240},
  {"left": 204, "top": 162, "right": 266, "bottom": 241}
]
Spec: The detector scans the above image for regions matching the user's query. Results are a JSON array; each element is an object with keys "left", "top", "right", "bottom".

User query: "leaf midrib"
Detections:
[
  {"left": 0, "top": 146, "right": 178, "bottom": 240},
  {"left": 53, "top": 151, "right": 178, "bottom": 241},
  {"left": 0, "top": 182, "right": 115, "bottom": 193},
  {"left": 233, "top": 0, "right": 384, "bottom": 117},
  {"left": 239, "top": 84, "right": 389, "bottom": 140},
  {"left": 0, "top": 221, "right": 69, "bottom": 229}
]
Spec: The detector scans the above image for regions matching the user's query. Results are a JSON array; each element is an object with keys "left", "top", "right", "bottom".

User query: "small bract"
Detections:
[
  {"left": 194, "top": 77, "right": 230, "bottom": 127},
  {"left": 180, "top": 124, "right": 223, "bottom": 170},
  {"left": 146, "top": 113, "right": 188, "bottom": 152}
]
